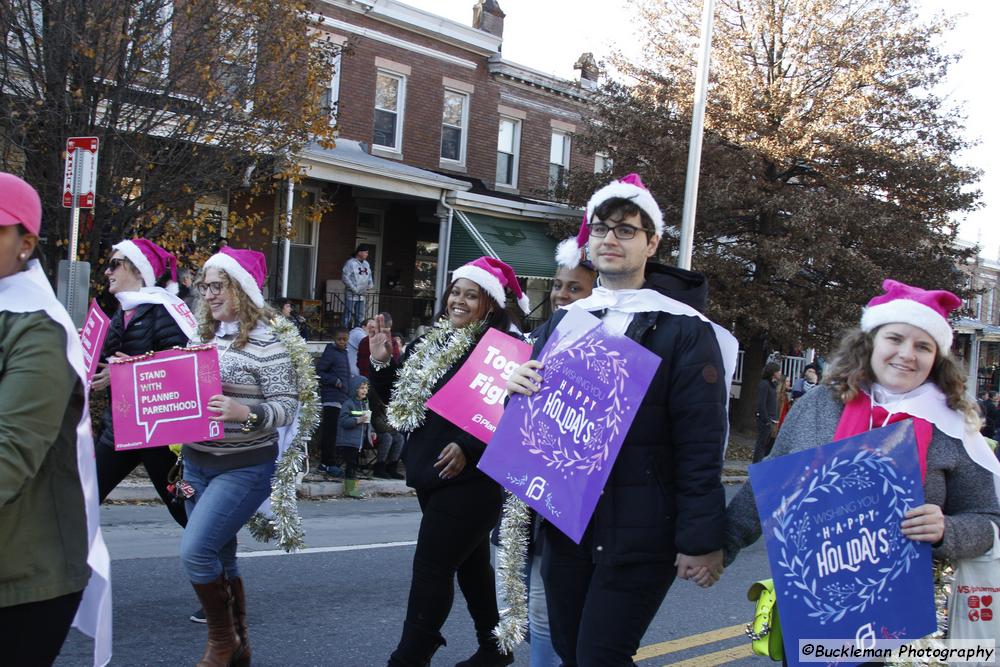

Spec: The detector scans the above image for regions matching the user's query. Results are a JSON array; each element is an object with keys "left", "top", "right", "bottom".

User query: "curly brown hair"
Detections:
[
  {"left": 824, "top": 326, "right": 980, "bottom": 426},
  {"left": 194, "top": 268, "right": 277, "bottom": 350}
]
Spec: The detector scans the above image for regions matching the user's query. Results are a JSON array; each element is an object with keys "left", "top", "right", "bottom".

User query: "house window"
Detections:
[
  {"left": 594, "top": 152, "right": 613, "bottom": 174},
  {"left": 127, "top": 1, "right": 174, "bottom": 78},
  {"left": 496, "top": 117, "right": 520, "bottom": 187},
  {"left": 440, "top": 89, "right": 469, "bottom": 164},
  {"left": 549, "top": 131, "right": 571, "bottom": 191},
  {"left": 374, "top": 71, "right": 405, "bottom": 151},
  {"left": 321, "top": 48, "right": 343, "bottom": 124}
]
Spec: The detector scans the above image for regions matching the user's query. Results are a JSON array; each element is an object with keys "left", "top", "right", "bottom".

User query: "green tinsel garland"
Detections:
[
  {"left": 493, "top": 493, "right": 531, "bottom": 653},
  {"left": 387, "top": 319, "right": 483, "bottom": 432},
  {"left": 244, "top": 316, "right": 320, "bottom": 552}
]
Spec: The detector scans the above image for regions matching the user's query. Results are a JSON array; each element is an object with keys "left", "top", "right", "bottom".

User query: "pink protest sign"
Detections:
[
  {"left": 109, "top": 345, "right": 224, "bottom": 450},
  {"left": 426, "top": 328, "right": 532, "bottom": 443},
  {"left": 79, "top": 300, "right": 111, "bottom": 383}
]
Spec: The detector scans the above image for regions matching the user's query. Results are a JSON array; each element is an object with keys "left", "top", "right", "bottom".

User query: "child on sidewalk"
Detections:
[
  {"left": 337, "top": 375, "right": 371, "bottom": 499},
  {"left": 316, "top": 327, "right": 351, "bottom": 477}
]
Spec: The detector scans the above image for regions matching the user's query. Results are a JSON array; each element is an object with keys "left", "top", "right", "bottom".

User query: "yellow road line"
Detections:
[
  {"left": 634, "top": 623, "right": 746, "bottom": 661},
  {"left": 659, "top": 644, "right": 754, "bottom": 667}
]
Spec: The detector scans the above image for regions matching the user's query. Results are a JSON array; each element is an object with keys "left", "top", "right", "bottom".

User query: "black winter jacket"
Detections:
[
  {"left": 95, "top": 304, "right": 189, "bottom": 451},
  {"left": 533, "top": 263, "right": 728, "bottom": 564},
  {"left": 316, "top": 344, "right": 351, "bottom": 404},
  {"left": 371, "top": 326, "right": 508, "bottom": 492}
]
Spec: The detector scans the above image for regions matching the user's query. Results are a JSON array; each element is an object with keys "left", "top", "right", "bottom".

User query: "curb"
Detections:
[{"left": 106, "top": 478, "right": 416, "bottom": 502}]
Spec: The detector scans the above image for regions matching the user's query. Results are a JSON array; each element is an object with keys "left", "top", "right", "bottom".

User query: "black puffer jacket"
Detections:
[
  {"left": 95, "top": 304, "right": 189, "bottom": 451},
  {"left": 532, "top": 263, "right": 728, "bottom": 565}
]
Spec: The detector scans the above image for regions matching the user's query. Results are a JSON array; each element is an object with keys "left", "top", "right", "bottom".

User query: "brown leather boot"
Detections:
[
  {"left": 191, "top": 576, "right": 244, "bottom": 667},
  {"left": 228, "top": 577, "right": 251, "bottom": 666}
]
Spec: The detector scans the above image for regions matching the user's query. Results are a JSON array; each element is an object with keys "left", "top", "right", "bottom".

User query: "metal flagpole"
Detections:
[{"left": 677, "top": 0, "right": 716, "bottom": 271}]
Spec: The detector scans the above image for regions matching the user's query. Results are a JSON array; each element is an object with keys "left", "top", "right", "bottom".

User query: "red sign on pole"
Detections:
[{"left": 62, "top": 136, "right": 99, "bottom": 208}]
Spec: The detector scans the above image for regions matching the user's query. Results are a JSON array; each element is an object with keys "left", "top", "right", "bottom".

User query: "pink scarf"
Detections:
[{"left": 833, "top": 391, "right": 933, "bottom": 481}]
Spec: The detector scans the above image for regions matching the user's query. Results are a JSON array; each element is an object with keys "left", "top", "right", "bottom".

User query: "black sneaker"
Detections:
[{"left": 190, "top": 607, "right": 206, "bottom": 624}]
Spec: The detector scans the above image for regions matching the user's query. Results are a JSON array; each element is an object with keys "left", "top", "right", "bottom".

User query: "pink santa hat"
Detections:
[
  {"left": 203, "top": 246, "right": 268, "bottom": 308},
  {"left": 452, "top": 256, "right": 530, "bottom": 315},
  {"left": 555, "top": 172, "right": 665, "bottom": 268},
  {"left": 112, "top": 238, "right": 178, "bottom": 291},
  {"left": 860, "top": 279, "right": 962, "bottom": 353}
]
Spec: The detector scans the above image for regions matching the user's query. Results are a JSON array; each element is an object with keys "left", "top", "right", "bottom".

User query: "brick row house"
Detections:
[
  {"left": 953, "top": 240, "right": 1000, "bottom": 396},
  {"left": 214, "top": 0, "right": 606, "bottom": 336}
]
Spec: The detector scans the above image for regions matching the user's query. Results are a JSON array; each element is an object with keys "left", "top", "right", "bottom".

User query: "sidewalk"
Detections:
[{"left": 107, "top": 461, "right": 751, "bottom": 502}]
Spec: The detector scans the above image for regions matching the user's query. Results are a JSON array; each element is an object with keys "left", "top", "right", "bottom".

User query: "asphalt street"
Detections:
[{"left": 56, "top": 487, "right": 771, "bottom": 667}]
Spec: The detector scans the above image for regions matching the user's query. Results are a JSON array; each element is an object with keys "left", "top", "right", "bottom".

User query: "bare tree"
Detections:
[{"left": 0, "top": 0, "right": 340, "bottom": 274}]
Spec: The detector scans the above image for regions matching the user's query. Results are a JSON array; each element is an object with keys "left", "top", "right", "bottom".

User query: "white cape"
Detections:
[
  {"left": 116, "top": 286, "right": 197, "bottom": 341},
  {"left": 0, "top": 261, "right": 112, "bottom": 666}
]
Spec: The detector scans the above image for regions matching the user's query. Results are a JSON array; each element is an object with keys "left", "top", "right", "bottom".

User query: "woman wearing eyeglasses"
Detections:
[
  {"left": 92, "top": 238, "right": 196, "bottom": 528},
  {"left": 181, "top": 247, "right": 304, "bottom": 666}
]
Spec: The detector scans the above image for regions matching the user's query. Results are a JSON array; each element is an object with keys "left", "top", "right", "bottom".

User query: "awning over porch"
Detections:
[{"left": 447, "top": 210, "right": 559, "bottom": 280}]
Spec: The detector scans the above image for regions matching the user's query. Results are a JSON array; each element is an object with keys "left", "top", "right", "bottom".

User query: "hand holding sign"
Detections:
[
  {"left": 506, "top": 359, "right": 543, "bottom": 395},
  {"left": 207, "top": 394, "right": 251, "bottom": 422}
]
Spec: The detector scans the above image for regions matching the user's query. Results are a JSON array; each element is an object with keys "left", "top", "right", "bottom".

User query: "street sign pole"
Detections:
[{"left": 60, "top": 136, "right": 99, "bottom": 327}]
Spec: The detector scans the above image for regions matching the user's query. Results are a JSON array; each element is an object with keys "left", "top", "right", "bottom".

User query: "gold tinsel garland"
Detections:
[
  {"left": 244, "top": 316, "right": 320, "bottom": 552},
  {"left": 386, "top": 319, "right": 483, "bottom": 432},
  {"left": 493, "top": 493, "right": 531, "bottom": 653}
]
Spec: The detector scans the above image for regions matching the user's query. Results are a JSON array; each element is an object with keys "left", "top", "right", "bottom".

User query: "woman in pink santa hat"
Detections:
[
  {"left": 92, "top": 237, "right": 196, "bottom": 529},
  {"left": 369, "top": 256, "right": 529, "bottom": 667},
  {"left": 725, "top": 279, "right": 1000, "bottom": 640},
  {"left": 180, "top": 246, "right": 310, "bottom": 667}
]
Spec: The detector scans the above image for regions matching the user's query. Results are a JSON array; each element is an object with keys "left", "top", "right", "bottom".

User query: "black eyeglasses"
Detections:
[
  {"left": 107, "top": 258, "right": 126, "bottom": 272},
  {"left": 587, "top": 221, "right": 648, "bottom": 240},
  {"left": 196, "top": 281, "right": 226, "bottom": 296}
]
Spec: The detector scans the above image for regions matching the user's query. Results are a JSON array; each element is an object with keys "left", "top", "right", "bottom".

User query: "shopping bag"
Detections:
[{"left": 947, "top": 522, "right": 1000, "bottom": 640}]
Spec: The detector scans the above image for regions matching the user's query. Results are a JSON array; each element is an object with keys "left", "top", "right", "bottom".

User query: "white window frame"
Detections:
[
  {"left": 594, "top": 152, "right": 613, "bottom": 175},
  {"left": 323, "top": 48, "right": 343, "bottom": 126},
  {"left": 549, "top": 131, "right": 571, "bottom": 190},
  {"left": 440, "top": 88, "right": 470, "bottom": 166},
  {"left": 495, "top": 116, "right": 521, "bottom": 188},
  {"left": 373, "top": 69, "right": 406, "bottom": 153},
  {"left": 126, "top": 0, "right": 174, "bottom": 78}
]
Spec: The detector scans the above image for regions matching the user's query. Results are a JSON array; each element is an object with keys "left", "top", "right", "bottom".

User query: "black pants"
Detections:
[
  {"left": 541, "top": 524, "right": 675, "bottom": 667},
  {"left": 0, "top": 589, "right": 84, "bottom": 666},
  {"left": 321, "top": 406, "right": 341, "bottom": 466},
  {"left": 96, "top": 443, "right": 187, "bottom": 527},
  {"left": 392, "top": 475, "right": 505, "bottom": 660},
  {"left": 752, "top": 419, "right": 774, "bottom": 463},
  {"left": 336, "top": 445, "right": 359, "bottom": 479}
]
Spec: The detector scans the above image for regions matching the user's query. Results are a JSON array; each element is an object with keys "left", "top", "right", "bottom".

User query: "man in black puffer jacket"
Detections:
[{"left": 509, "top": 174, "right": 734, "bottom": 666}]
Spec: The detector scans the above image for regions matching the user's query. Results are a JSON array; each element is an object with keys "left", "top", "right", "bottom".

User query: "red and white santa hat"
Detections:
[
  {"left": 861, "top": 279, "right": 962, "bottom": 353},
  {"left": 555, "top": 172, "right": 664, "bottom": 268},
  {"left": 452, "top": 256, "right": 530, "bottom": 315},
  {"left": 203, "top": 246, "right": 268, "bottom": 308},
  {"left": 112, "top": 238, "right": 178, "bottom": 291}
]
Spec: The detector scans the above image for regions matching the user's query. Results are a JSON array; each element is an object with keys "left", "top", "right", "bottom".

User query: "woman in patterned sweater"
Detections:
[{"left": 181, "top": 247, "right": 298, "bottom": 667}]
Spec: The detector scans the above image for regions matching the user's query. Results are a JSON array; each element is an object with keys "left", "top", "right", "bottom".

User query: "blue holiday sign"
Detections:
[{"left": 749, "top": 421, "right": 937, "bottom": 666}]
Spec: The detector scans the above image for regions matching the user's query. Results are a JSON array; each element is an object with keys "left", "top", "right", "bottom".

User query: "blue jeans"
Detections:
[
  {"left": 528, "top": 554, "right": 560, "bottom": 667},
  {"left": 342, "top": 298, "right": 365, "bottom": 328},
  {"left": 180, "top": 459, "right": 275, "bottom": 584}
]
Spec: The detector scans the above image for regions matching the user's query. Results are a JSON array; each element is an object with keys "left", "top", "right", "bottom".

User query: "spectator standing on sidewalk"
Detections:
[
  {"left": 753, "top": 362, "right": 781, "bottom": 462},
  {"left": 0, "top": 173, "right": 111, "bottom": 667},
  {"left": 342, "top": 245, "right": 373, "bottom": 328},
  {"left": 316, "top": 327, "right": 351, "bottom": 477},
  {"left": 336, "top": 376, "right": 372, "bottom": 499},
  {"left": 371, "top": 256, "right": 531, "bottom": 667},
  {"left": 347, "top": 317, "right": 374, "bottom": 377}
]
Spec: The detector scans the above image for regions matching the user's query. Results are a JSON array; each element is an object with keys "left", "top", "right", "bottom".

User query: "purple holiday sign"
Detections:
[{"left": 479, "top": 307, "right": 661, "bottom": 542}]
